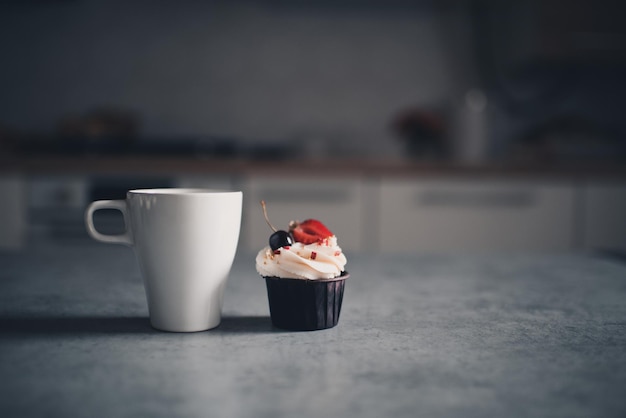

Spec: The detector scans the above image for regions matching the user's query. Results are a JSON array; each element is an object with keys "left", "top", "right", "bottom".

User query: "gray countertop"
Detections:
[{"left": 1, "top": 243, "right": 626, "bottom": 418}]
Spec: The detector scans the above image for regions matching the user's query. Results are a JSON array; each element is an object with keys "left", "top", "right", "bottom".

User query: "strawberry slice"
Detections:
[{"left": 289, "top": 219, "right": 333, "bottom": 244}]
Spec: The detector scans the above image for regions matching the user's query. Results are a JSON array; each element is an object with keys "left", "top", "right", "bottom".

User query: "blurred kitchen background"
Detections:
[{"left": 1, "top": 0, "right": 625, "bottom": 254}]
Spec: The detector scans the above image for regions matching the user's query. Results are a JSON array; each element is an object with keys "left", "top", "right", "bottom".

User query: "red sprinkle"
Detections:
[
  {"left": 334, "top": 251, "right": 341, "bottom": 256},
  {"left": 310, "top": 251, "right": 317, "bottom": 260},
  {"left": 283, "top": 246, "right": 290, "bottom": 250},
  {"left": 273, "top": 250, "right": 281, "bottom": 255}
]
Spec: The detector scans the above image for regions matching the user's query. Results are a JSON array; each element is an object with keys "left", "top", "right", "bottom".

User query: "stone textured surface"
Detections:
[{"left": 1, "top": 243, "right": 626, "bottom": 418}]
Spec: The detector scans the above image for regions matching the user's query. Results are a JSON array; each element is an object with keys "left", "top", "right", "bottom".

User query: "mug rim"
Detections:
[{"left": 128, "top": 188, "right": 241, "bottom": 195}]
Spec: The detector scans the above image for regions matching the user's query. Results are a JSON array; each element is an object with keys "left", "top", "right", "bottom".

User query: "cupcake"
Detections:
[{"left": 256, "top": 201, "right": 348, "bottom": 331}]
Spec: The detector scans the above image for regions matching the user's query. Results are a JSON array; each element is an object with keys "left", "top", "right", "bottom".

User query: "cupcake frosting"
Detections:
[{"left": 256, "top": 236, "right": 347, "bottom": 280}]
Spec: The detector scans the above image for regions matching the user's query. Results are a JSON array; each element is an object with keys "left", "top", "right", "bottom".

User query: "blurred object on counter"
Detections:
[
  {"left": 450, "top": 88, "right": 490, "bottom": 164},
  {"left": 247, "top": 140, "right": 295, "bottom": 161},
  {"left": 290, "top": 127, "right": 367, "bottom": 161},
  {"left": 0, "top": 124, "right": 20, "bottom": 156},
  {"left": 10, "top": 106, "right": 142, "bottom": 157},
  {"left": 57, "top": 107, "right": 140, "bottom": 139},
  {"left": 511, "top": 114, "right": 626, "bottom": 163},
  {"left": 391, "top": 107, "right": 447, "bottom": 159}
]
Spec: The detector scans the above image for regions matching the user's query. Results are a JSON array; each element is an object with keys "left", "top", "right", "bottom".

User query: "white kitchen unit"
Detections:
[
  {"left": 582, "top": 182, "right": 626, "bottom": 252},
  {"left": 6, "top": 161, "right": 626, "bottom": 255},
  {"left": 26, "top": 176, "right": 90, "bottom": 241},
  {"left": 241, "top": 176, "right": 372, "bottom": 253},
  {"left": 378, "top": 179, "right": 576, "bottom": 253}
]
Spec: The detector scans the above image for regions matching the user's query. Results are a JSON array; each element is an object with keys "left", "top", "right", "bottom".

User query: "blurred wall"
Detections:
[{"left": 0, "top": 0, "right": 472, "bottom": 157}]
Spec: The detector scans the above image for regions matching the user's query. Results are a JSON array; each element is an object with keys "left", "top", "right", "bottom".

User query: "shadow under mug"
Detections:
[{"left": 85, "top": 188, "right": 242, "bottom": 332}]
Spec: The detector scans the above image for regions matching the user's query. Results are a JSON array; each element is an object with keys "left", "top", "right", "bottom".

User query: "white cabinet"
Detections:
[
  {"left": 582, "top": 182, "right": 626, "bottom": 252},
  {"left": 14, "top": 170, "right": 626, "bottom": 254},
  {"left": 241, "top": 176, "right": 371, "bottom": 253},
  {"left": 379, "top": 179, "right": 576, "bottom": 253},
  {"left": 27, "top": 176, "right": 89, "bottom": 241}
]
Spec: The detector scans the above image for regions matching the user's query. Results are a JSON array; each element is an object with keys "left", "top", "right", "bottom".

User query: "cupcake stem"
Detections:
[{"left": 260, "top": 200, "right": 278, "bottom": 232}]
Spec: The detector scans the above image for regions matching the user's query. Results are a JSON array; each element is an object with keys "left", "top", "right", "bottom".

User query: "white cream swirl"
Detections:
[{"left": 256, "top": 236, "right": 347, "bottom": 280}]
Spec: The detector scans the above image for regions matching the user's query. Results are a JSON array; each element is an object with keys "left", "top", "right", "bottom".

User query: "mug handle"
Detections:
[{"left": 85, "top": 200, "right": 133, "bottom": 246}]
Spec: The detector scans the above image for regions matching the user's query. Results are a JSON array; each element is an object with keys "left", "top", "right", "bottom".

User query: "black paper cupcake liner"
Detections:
[{"left": 264, "top": 272, "right": 348, "bottom": 331}]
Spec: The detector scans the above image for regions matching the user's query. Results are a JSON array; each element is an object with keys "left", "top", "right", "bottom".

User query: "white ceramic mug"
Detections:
[{"left": 85, "top": 189, "right": 242, "bottom": 332}]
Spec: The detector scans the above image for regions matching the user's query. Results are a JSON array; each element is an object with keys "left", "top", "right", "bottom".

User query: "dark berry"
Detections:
[{"left": 269, "top": 230, "right": 292, "bottom": 251}]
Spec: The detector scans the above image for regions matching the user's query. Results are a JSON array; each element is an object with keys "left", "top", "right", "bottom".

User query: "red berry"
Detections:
[{"left": 290, "top": 219, "right": 333, "bottom": 244}]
